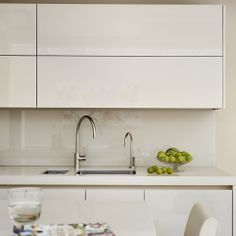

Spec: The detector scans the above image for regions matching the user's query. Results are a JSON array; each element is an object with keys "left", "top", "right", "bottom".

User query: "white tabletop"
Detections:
[{"left": 0, "top": 200, "right": 156, "bottom": 236}]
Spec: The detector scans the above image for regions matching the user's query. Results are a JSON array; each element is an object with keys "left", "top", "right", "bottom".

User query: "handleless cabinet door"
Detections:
[
  {"left": 0, "top": 56, "right": 36, "bottom": 107},
  {"left": 37, "top": 57, "right": 222, "bottom": 109},
  {"left": 43, "top": 188, "right": 85, "bottom": 201},
  {"left": 0, "top": 4, "right": 36, "bottom": 55},
  {"left": 37, "top": 4, "right": 222, "bottom": 56},
  {"left": 0, "top": 189, "right": 7, "bottom": 200},
  {"left": 86, "top": 188, "right": 144, "bottom": 201}
]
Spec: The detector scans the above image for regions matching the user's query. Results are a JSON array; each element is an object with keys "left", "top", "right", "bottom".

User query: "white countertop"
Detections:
[
  {"left": 0, "top": 166, "right": 235, "bottom": 186},
  {"left": 0, "top": 200, "right": 156, "bottom": 236}
]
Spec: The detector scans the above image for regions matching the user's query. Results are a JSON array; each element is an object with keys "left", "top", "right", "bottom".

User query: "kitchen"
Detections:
[{"left": 0, "top": 1, "right": 235, "bottom": 236}]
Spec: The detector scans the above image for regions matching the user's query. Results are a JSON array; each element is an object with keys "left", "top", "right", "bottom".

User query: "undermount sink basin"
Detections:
[
  {"left": 77, "top": 168, "right": 136, "bottom": 175},
  {"left": 43, "top": 169, "right": 69, "bottom": 174}
]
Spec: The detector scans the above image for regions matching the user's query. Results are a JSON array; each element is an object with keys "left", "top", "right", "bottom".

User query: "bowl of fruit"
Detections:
[{"left": 157, "top": 147, "right": 193, "bottom": 171}]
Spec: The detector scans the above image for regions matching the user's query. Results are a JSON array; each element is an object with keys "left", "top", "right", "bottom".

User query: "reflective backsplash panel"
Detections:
[{"left": 0, "top": 109, "right": 215, "bottom": 167}]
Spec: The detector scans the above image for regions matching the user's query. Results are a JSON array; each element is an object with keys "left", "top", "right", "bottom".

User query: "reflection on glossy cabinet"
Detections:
[
  {"left": 38, "top": 57, "right": 222, "bottom": 109},
  {"left": 0, "top": 4, "right": 36, "bottom": 55},
  {"left": 145, "top": 189, "right": 232, "bottom": 236},
  {"left": 86, "top": 188, "right": 144, "bottom": 201},
  {"left": 38, "top": 4, "right": 222, "bottom": 56},
  {"left": 0, "top": 56, "right": 36, "bottom": 108}
]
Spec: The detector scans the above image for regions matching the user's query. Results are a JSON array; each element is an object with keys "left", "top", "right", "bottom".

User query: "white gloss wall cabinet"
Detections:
[
  {"left": 37, "top": 57, "right": 222, "bottom": 108},
  {"left": 0, "top": 4, "right": 36, "bottom": 55},
  {"left": 86, "top": 188, "right": 144, "bottom": 201},
  {"left": 37, "top": 5, "right": 222, "bottom": 56},
  {"left": 0, "top": 57, "right": 36, "bottom": 107},
  {"left": 145, "top": 189, "right": 232, "bottom": 236},
  {"left": 0, "top": 4, "right": 36, "bottom": 108}
]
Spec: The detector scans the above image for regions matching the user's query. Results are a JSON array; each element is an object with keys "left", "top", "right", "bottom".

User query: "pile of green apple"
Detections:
[
  {"left": 147, "top": 165, "right": 173, "bottom": 175},
  {"left": 157, "top": 147, "right": 193, "bottom": 164}
]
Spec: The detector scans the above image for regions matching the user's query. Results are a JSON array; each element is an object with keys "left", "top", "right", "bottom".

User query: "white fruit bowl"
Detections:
[{"left": 158, "top": 160, "right": 192, "bottom": 172}]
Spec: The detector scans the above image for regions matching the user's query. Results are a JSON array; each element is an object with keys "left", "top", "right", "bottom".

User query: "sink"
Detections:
[
  {"left": 77, "top": 168, "right": 136, "bottom": 175},
  {"left": 43, "top": 169, "right": 69, "bottom": 174}
]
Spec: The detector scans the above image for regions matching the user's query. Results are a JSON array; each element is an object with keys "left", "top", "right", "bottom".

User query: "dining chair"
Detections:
[{"left": 184, "top": 202, "right": 218, "bottom": 236}]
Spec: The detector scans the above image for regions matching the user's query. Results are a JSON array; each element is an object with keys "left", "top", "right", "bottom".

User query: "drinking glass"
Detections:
[{"left": 8, "top": 187, "right": 43, "bottom": 233}]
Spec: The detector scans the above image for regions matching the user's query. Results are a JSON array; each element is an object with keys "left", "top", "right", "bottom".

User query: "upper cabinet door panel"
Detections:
[
  {"left": 0, "top": 4, "right": 36, "bottom": 55},
  {"left": 37, "top": 57, "right": 222, "bottom": 109},
  {"left": 37, "top": 5, "right": 222, "bottom": 56},
  {"left": 0, "top": 56, "right": 36, "bottom": 107}
]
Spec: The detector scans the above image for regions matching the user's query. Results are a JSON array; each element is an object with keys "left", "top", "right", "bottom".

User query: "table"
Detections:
[{"left": 0, "top": 200, "right": 156, "bottom": 236}]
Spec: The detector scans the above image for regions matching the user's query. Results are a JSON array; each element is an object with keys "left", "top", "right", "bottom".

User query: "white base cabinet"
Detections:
[
  {"left": 0, "top": 188, "right": 8, "bottom": 200},
  {"left": 38, "top": 57, "right": 222, "bottom": 109},
  {"left": 145, "top": 189, "right": 232, "bottom": 236},
  {"left": 0, "top": 187, "right": 233, "bottom": 235},
  {"left": 86, "top": 188, "right": 144, "bottom": 201},
  {"left": 43, "top": 188, "right": 85, "bottom": 201}
]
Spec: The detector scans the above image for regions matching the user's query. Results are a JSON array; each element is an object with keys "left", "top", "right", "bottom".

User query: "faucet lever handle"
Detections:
[
  {"left": 79, "top": 146, "right": 86, "bottom": 158},
  {"left": 79, "top": 154, "right": 86, "bottom": 159}
]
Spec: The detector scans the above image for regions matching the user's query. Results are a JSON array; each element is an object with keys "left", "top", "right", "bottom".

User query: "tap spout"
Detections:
[
  {"left": 124, "top": 132, "right": 135, "bottom": 169},
  {"left": 74, "top": 115, "right": 96, "bottom": 173}
]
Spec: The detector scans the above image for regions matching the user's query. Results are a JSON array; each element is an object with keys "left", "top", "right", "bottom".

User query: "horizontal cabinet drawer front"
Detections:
[
  {"left": 0, "top": 189, "right": 7, "bottom": 200},
  {"left": 86, "top": 188, "right": 144, "bottom": 201},
  {"left": 145, "top": 189, "right": 232, "bottom": 236},
  {"left": 38, "top": 4, "right": 222, "bottom": 56},
  {"left": 43, "top": 188, "right": 85, "bottom": 201},
  {"left": 37, "top": 57, "right": 222, "bottom": 109},
  {"left": 0, "top": 56, "right": 36, "bottom": 108},
  {"left": 0, "top": 4, "right": 36, "bottom": 55}
]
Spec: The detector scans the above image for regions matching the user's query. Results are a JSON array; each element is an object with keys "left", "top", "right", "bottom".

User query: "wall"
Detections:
[{"left": 0, "top": 0, "right": 235, "bottom": 173}]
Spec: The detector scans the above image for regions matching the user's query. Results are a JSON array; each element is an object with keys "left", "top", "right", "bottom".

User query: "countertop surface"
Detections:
[{"left": 0, "top": 166, "right": 235, "bottom": 186}]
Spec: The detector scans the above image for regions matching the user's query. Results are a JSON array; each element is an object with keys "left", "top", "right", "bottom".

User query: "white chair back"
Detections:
[{"left": 184, "top": 202, "right": 218, "bottom": 236}]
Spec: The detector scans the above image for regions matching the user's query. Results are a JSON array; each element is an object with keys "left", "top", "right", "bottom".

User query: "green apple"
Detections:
[
  {"left": 152, "top": 165, "right": 158, "bottom": 171},
  {"left": 167, "top": 167, "right": 173, "bottom": 175},
  {"left": 166, "top": 147, "right": 179, "bottom": 153},
  {"left": 178, "top": 155, "right": 185, "bottom": 163},
  {"left": 164, "top": 156, "right": 170, "bottom": 163},
  {"left": 162, "top": 167, "right": 167, "bottom": 173},
  {"left": 157, "top": 151, "right": 166, "bottom": 158},
  {"left": 169, "top": 156, "right": 176, "bottom": 163},
  {"left": 147, "top": 167, "right": 154, "bottom": 174}
]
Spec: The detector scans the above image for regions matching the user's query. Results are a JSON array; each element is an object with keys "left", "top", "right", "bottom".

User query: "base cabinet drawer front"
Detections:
[
  {"left": 0, "top": 189, "right": 8, "bottom": 200},
  {"left": 0, "top": 4, "right": 36, "bottom": 55},
  {"left": 38, "top": 57, "right": 222, "bottom": 109},
  {"left": 38, "top": 4, "right": 222, "bottom": 56},
  {"left": 0, "top": 56, "right": 36, "bottom": 108},
  {"left": 145, "top": 189, "right": 232, "bottom": 236},
  {"left": 43, "top": 188, "right": 85, "bottom": 201},
  {"left": 86, "top": 188, "right": 144, "bottom": 201}
]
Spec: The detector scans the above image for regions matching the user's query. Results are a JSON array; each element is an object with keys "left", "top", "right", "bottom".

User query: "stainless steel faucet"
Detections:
[
  {"left": 124, "top": 132, "right": 135, "bottom": 169},
  {"left": 74, "top": 115, "right": 96, "bottom": 173}
]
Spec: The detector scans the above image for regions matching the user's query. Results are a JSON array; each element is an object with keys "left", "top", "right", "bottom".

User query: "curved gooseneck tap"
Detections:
[
  {"left": 74, "top": 115, "right": 96, "bottom": 173},
  {"left": 124, "top": 132, "right": 135, "bottom": 169}
]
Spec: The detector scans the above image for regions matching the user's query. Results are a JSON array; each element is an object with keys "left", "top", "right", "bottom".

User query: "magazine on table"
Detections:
[{"left": 13, "top": 223, "right": 115, "bottom": 236}]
